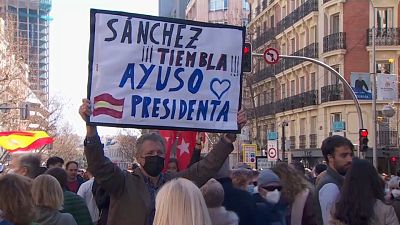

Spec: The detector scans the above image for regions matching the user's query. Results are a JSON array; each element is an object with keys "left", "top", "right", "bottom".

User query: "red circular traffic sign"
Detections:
[
  {"left": 268, "top": 147, "right": 277, "bottom": 158},
  {"left": 263, "top": 48, "right": 280, "bottom": 65}
]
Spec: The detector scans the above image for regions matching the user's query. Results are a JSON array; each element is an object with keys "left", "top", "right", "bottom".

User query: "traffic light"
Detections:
[
  {"left": 359, "top": 129, "right": 369, "bottom": 152},
  {"left": 391, "top": 156, "right": 398, "bottom": 165},
  {"left": 242, "top": 42, "right": 252, "bottom": 73}
]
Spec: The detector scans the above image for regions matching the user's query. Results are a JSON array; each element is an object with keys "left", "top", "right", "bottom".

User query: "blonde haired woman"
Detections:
[
  {"left": 153, "top": 178, "right": 212, "bottom": 225},
  {"left": 31, "top": 174, "right": 77, "bottom": 225}
]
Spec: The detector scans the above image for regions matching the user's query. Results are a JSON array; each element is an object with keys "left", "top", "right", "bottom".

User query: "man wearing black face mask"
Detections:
[{"left": 79, "top": 99, "right": 247, "bottom": 225}]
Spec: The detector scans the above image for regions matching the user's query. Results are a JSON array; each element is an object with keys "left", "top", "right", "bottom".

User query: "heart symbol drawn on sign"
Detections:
[{"left": 210, "top": 78, "right": 231, "bottom": 100}]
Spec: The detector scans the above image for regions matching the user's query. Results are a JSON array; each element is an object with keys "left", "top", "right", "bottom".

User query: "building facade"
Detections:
[
  {"left": 247, "top": 0, "right": 400, "bottom": 171},
  {"left": 159, "top": 0, "right": 188, "bottom": 19},
  {"left": 186, "top": 0, "right": 250, "bottom": 26},
  {"left": 0, "top": 0, "right": 51, "bottom": 105}
]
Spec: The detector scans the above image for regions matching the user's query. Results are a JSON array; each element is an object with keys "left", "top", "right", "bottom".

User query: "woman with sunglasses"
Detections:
[
  {"left": 253, "top": 169, "right": 287, "bottom": 225},
  {"left": 272, "top": 162, "right": 316, "bottom": 225}
]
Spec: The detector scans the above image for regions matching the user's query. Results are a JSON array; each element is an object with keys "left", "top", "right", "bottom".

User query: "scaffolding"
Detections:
[{"left": 0, "top": 0, "right": 52, "bottom": 105}]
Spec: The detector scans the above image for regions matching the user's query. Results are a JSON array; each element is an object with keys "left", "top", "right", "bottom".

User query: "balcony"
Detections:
[
  {"left": 254, "top": 66, "right": 276, "bottom": 83},
  {"left": 276, "top": 90, "right": 318, "bottom": 113},
  {"left": 378, "top": 131, "right": 398, "bottom": 149},
  {"left": 253, "top": 103, "right": 276, "bottom": 118},
  {"left": 321, "top": 84, "right": 343, "bottom": 103},
  {"left": 290, "top": 136, "right": 296, "bottom": 150},
  {"left": 367, "top": 28, "right": 400, "bottom": 46},
  {"left": 276, "top": 0, "right": 318, "bottom": 34},
  {"left": 299, "top": 135, "right": 306, "bottom": 149},
  {"left": 253, "top": 28, "right": 277, "bottom": 50},
  {"left": 275, "top": 43, "right": 319, "bottom": 74},
  {"left": 309, "top": 134, "right": 317, "bottom": 148},
  {"left": 323, "top": 32, "right": 346, "bottom": 53}
]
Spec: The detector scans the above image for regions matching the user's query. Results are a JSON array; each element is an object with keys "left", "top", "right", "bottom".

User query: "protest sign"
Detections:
[{"left": 87, "top": 9, "right": 245, "bottom": 132}]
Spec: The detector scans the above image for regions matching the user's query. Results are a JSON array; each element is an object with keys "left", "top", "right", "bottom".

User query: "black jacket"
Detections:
[{"left": 217, "top": 177, "right": 257, "bottom": 225}]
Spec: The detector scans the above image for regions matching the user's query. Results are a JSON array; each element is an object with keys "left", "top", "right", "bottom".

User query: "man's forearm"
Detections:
[{"left": 86, "top": 125, "right": 97, "bottom": 137}]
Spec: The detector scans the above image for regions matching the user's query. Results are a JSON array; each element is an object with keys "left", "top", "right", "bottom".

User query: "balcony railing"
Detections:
[
  {"left": 275, "top": 43, "right": 319, "bottom": 74},
  {"left": 309, "top": 134, "right": 317, "bottom": 148},
  {"left": 276, "top": 90, "right": 318, "bottom": 113},
  {"left": 377, "top": 130, "right": 398, "bottom": 148},
  {"left": 253, "top": 103, "right": 276, "bottom": 118},
  {"left": 321, "top": 84, "right": 343, "bottom": 103},
  {"left": 254, "top": 65, "right": 276, "bottom": 83},
  {"left": 276, "top": 0, "right": 318, "bottom": 34},
  {"left": 290, "top": 136, "right": 296, "bottom": 150},
  {"left": 253, "top": 27, "right": 277, "bottom": 50},
  {"left": 323, "top": 32, "right": 346, "bottom": 53},
  {"left": 367, "top": 28, "right": 400, "bottom": 46},
  {"left": 299, "top": 135, "right": 306, "bottom": 149}
]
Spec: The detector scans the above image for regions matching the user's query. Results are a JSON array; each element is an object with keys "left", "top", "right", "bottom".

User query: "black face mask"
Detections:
[{"left": 143, "top": 156, "right": 164, "bottom": 177}]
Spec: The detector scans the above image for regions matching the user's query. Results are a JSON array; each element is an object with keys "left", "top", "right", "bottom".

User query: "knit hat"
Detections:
[
  {"left": 258, "top": 169, "right": 281, "bottom": 187},
  {"left": 200, "top": 178, "right": 224, "bottom": 208}
]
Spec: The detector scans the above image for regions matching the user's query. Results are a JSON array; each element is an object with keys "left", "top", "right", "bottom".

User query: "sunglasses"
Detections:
[{"left": 261, "top": 186, "right": 282, "bottom": 192}]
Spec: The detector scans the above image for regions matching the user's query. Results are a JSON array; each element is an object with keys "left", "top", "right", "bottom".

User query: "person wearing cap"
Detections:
[{"left": 253, "top": 169, "right": 287, "bottom": 225}]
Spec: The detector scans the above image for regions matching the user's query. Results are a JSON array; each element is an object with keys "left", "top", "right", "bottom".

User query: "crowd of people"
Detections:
[{"left": 1, "top": 100, "right": 400, "bottom": 225}]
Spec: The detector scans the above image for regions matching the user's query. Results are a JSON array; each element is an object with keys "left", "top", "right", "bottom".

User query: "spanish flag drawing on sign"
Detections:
[{"left": 0, "top": 131, "right": 53, "bottom": 152}]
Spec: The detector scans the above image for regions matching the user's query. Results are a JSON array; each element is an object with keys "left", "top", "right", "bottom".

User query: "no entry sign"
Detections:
[
  {"left": 263, "top": 48, "right": 280, "bottom": 65},
  {"left": 267, "top": 140, "right": 278, "bottom": 161}
]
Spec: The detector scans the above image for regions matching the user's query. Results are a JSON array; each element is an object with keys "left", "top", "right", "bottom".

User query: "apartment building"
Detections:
[
  {"left": 186, "top": 0, "right": 250, "bottom": 25},
  {"left": 247, "top": 0, "right": 400, "bottom": 169}
]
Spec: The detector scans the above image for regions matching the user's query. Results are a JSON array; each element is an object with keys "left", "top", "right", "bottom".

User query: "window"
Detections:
[
  {"left": 310, "top": 116, "right": 317, "bottom": 133},
  {"left": 243, "top": 0, "right": 250, "bottom": 10},
  {"left": 376, "top": 8, "right": 393, "bottom": 29},
  {"left": 270, "top": 15, "right": 275, "bottom": 27},
  {"left": 281, "top": 83, "right": 286, "bottom": 99},
  {"left": 376, "top": 61, "right": 393, "bottom": 74},
  {"left": 259, "top": 93, "right": 265, "bottom": 106},
  {"left": 209, "top": 0, "right": 228, "bottom": 11},
  {"left": 300, "top": 32, "right": 306, "bottom": 48},
  {"left": 291, "top": 38, "right": 296, "bottom": 54},
  {"left": 330, "top": 113, "right": 342, "bottom": 130},
  {"left": 282, "top": 6, "right": 287, "bottom": 18},
  {"left": 300, "top": 118, "right": 306, "bottom": 132},
  {"left": 254, "top": 95, "right": 259, "bottom": 107},
  {"left": 310, "top": 26, "right": 316, "bottom": 43},
  {"left": 300, "top": 76, "right": 305, "bottom": 93},
  {"left": 290, "top": 80, "right": 296, "bottom": 96},
  {"left": 330, "top": 13, "right": 340, "bottom": 34},
  {"left": 270, "top": 88, "right": 275, "bottom": 102},
  {"left": 290, "top": 120, "right": 296, "bottom": 136},
  {"left": 290, "top": 0, "right": 296, "bottom": 13},
  {"left": 310, "top": 72, "right": 316, "bottom": 90},
  {"left": 281, "top": 43, "right": 286, "bottom": 55},
  {"left": 331, "top": 65, "right": 340, "bottom": 84}
]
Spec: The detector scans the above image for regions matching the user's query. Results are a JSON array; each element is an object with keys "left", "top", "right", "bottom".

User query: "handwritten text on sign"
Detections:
[{"left": 88, "top": 9, "right": 244, "bottom": 132}]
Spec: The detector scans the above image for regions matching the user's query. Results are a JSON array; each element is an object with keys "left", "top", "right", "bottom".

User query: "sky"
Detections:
[{"left": 49, "top": 0, "right": 158, "bottom": 136}]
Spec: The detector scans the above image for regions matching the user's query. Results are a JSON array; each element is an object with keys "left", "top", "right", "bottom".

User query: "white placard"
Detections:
[
  {"left": 377, "top": 74, "right": 398, "bottom": 101},
  {"left": 88, "top": 9, "right": 244, "bottom": 132}
]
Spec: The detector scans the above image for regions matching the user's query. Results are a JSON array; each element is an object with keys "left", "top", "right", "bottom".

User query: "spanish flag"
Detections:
[{"left": 0, "top": 131, "right": 53, "bottom": 152}]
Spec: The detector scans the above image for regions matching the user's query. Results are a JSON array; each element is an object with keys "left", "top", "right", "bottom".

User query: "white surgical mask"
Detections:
[
  {"left": 392, "top": 189, "right": 400, "bottom": 199},
  {"left": 264, "top": 189, "right": 281, "bottom": 204}
]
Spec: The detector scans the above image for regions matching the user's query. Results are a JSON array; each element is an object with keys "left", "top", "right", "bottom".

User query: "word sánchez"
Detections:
[{"left": 105, "top": 19, "right": 203, "bottom": 49}]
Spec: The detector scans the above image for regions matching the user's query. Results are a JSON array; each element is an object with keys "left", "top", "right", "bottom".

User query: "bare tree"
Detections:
[
  {"left": 115, "top": 129, "right": 138, "bottom": 162},
  {"left": 0, "top": 17, "right": 31, "bottom": 130},
  {"left": 47, "top": 123, "right": 83, "bottom": 163}
]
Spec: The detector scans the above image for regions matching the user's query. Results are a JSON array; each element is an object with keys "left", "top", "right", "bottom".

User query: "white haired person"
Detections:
[
  {"left": 153, "top": 178, "right": 211, "bottom": 225},
  {"left": 201, "top": 178, "right": 239, "bottom": 225},
  {"left": 389, "top": 176, "right": 400, "bottom": 220}
]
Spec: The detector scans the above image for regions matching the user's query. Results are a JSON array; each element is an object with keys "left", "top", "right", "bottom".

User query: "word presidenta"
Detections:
[{"left": 102, "top": 19, "right": 233, "bottom": 122}]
